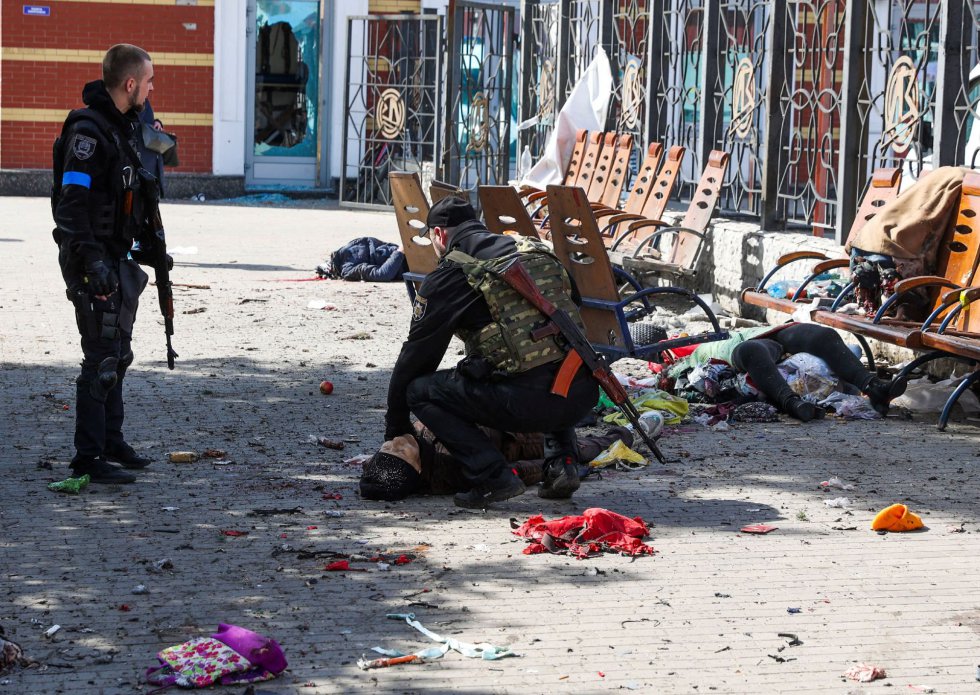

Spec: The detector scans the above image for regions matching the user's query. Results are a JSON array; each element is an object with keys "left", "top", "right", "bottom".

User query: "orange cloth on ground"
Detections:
[{"left": 870, "top": 503, "right": 924, "bottom": 532}]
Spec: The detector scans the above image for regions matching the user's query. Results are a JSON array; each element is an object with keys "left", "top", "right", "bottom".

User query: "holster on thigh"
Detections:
[{"left": 71, "top": 292, "right": 120, "bottom": 341}]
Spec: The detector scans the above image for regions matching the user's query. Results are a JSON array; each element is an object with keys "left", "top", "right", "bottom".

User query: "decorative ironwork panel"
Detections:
[
  {"left": 774, "top": 0, "right": 846, "bottom": 233},
  {"left": 950, "top": 1, "right": 980, "bottom": 170},
  {"left": 609, "top": 0, "right": 652, "bottom": 157},
  {"left": 341, "top": 15, "right": 442, "bottom": 208},
  {"left": 650, "top": 0, "right": 704, "bottom": 202},
  {"left": 520, "top": 0, "right": 561, "bottom": 160},
  {"left": 709, "top": 0, "right": 771, "bottom": 216},
  {"left": 444, "top": 2, "right": 517, "bottom": 197},
  {"left": 850, "top": 0, "right": 942, "bottom": 199},
  {"left": 565, "top": 0, "right": 605, "bottom": 98}
]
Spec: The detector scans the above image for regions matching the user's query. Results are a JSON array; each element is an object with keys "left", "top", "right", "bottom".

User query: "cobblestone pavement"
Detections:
[{"left": 2, "top": 196, "right": 980, "bottom": 694}]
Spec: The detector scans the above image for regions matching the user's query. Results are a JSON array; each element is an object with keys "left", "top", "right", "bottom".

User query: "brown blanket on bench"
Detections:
[{"left": 846, "top": 166, "right": 967, "bottom": 267}]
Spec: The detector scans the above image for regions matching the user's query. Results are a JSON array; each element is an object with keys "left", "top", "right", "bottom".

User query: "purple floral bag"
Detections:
[{"left": 146, "top": 624, "right": 286, "bottom": 690}]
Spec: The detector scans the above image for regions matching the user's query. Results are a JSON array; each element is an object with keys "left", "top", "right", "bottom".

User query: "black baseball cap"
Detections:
[{"left": 426, "top": 196, "right": 477, "bottom": 230}]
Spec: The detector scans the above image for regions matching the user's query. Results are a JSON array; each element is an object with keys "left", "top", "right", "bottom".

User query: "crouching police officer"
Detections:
[
  {"left": 53, "top": 44, "right": 163, "bottom": 484},
  {"left": 384, "top": 196, "right": 599, "bottom": 508}
]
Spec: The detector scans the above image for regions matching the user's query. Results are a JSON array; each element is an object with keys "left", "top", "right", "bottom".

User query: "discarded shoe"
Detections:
[
  {"left": 863, "top": 375, "right": 909, "bottom": 416},
  {"left": 453, "top": 468, "right": 526, "bottom": 509},
  {"left": 871, "top": 503, "right": 923, "bottom": 532},
  {"left": 70, "top": 457, "right": 136, "bottom": 484},
  {"left": 538, "top": 457, "right": 581, "bottom": 499},
  {"left": 104, "top": 442, "right": 152, "bottom": 469}
]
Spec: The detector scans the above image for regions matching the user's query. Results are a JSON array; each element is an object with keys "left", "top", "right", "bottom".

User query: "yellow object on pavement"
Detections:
[
  {"left": 871, "top": 503, "right": 924, "bottom": 532},
  {"left": 602, "top": 389, "right": 689, "bottom": 426},
  {"left": 589, "top": 439, "right": 647, "bottom": 470}
]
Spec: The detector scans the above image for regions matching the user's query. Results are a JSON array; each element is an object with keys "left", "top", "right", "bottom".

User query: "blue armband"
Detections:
[{"left": 62, "top": 171, "right": 92, "bottom": 189}]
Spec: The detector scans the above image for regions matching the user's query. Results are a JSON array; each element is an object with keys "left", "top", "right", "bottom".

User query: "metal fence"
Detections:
[
  {"left": 442, "top": 1, "right": 517, "bottom": 196},
  {"left": 341, "top": 15, "right": 442, "bottom": 208},
  {"left": 518, "top": 0, "right": 980, "bottom": 241},
  {"left": 519, "top": 1, "right": 561, "bottom": 159},
  {"left": 341, "top": 7, "right": 518, "bottom": 210}
]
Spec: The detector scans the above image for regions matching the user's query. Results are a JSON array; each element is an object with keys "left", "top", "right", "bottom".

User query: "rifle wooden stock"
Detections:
[{"left": 497, "top": 261, "right": 667, "bottom": 463}]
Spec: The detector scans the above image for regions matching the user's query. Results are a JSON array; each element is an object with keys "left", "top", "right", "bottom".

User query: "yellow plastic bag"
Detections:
[
  {"left": 602, "top": 389, "right": 689, "bottom": 426},
  {"left": 588, "top": 439, "right": 648, "bottom": 470}
]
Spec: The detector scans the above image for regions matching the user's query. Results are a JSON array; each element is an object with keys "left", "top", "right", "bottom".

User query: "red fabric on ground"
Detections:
[{"left": 513, "top": 508, "right": 655, "bottom": 558}]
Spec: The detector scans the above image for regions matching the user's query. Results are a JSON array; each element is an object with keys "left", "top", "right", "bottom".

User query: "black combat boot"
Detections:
[
  {"left": 538, "top": 455, "right": 581, "bottom": 499},
  {"left": 70, "top": 456, "right": 136, "bottom": 484},
  {"left": 782, "top": 395, "right": 826, "bottom": 423},
  {"left": 104, "top": 442, "right": 152, "bottom": 469},
  {"left": 454, "top": 468, "right": 526, "bottom": 509},
  {"left": 863, "top": 375, "right": 909, "bottom": 416}
]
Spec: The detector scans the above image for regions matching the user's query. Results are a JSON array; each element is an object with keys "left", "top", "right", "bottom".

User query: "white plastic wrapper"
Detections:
[{"left": 520, "top": 49, "right": 613, "bottom": 189}]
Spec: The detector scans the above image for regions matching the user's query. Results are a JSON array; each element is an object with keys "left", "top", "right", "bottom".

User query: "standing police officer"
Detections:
[
  {"left": 53, "top": 44, "right": 159, "bottom": 484},
  {"left": 384, "top": 196, "right": 599, "bottom": 508}
]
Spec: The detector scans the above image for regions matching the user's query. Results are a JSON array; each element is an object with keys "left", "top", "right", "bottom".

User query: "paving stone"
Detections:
[{"left": 1, "top": 197, "right": 979, "bottom": 693}]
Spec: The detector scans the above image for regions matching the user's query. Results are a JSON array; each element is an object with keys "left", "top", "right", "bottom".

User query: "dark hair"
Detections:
[
  {"left": 102, "top": 44, "right": 152, "bottom": 90},
  {"left": 359, "top": 452, "right": 422, "bottom": 501}
]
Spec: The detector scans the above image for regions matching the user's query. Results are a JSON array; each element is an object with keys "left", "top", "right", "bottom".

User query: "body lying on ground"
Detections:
[
  {"left": 317, "top": 236, "right": 407, "bottom": 282},
  {"left": 359, "top": 423, "right": 632, "bottom": 502},
  {"left": 665, "top": 323, "right": 906, "bottom": 421}
]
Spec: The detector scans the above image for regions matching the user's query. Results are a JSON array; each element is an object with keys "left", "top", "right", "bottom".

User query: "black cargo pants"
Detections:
[
  {"left": 65, "top": 253, "right": 148, "bottom": 461},
  {"left": 406, "top": 360, "right": 599, "bottom": 487}
]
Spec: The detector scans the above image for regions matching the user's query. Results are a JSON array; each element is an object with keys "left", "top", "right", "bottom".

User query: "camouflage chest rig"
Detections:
[{"left": 446, "top": 237, "right": 585, "bottom": 374}]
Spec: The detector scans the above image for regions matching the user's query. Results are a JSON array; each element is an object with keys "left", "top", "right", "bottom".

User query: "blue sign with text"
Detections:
[{"left": 23, "top": 5, "right": 50, "bottom": 15}]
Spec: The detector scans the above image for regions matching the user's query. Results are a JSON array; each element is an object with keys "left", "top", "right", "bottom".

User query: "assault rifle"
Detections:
[
  {"left": 136, "top": 169, "right": 178, "bottom": 369},
  {"left": 496, "top": 258, "right": 667, "bottom": 464}
]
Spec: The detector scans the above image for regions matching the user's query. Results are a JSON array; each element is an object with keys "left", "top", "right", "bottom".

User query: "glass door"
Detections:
[{"left": 247, "top": 0, "right": 320, "bottom": 186}]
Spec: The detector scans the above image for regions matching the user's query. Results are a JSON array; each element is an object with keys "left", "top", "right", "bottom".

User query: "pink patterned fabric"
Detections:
[{"left": 145, "top": 624, "right": 286, "bottom": 689}]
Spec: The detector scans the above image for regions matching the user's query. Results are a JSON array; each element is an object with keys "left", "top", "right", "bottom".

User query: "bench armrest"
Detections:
[
  {"left": 922, "top": 286, "right": 980, "bottom": 332},
  {"left": 631, "top": 226, "right": 706, "bottom": 259},
  {"left": 755, "top": 251, "right": 837, "bottom": 292},
  {"left": 873, "top": 276, "right": 961, "bottom": 323}
]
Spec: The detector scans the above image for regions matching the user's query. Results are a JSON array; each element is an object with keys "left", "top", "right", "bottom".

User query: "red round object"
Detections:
[{"left": 319, "top": 381, "right": 334, "bottom": 395}]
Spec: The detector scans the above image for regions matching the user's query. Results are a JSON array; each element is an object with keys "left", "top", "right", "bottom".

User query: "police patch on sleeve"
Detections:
[
  {"left": 72, "top": 134, "right": 97, "bottom": 160},
  {"left": 412, "top": 295, "right": 428, "bottom": 321}
]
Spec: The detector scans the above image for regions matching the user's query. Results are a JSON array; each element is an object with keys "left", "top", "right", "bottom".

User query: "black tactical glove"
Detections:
[
  {"left": 166, "top": 253, "right": 174, "bottom": 271},
  {"left": 83, "top": 258, "right": 119, "bottom": 296}
]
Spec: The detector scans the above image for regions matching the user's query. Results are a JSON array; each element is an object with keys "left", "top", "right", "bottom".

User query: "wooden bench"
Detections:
[
  {"left": 741, "top": 168, "right": 903, "bottom": 316},
  {"left": 545, "top": 184, "right": 728, "bottom": 363},
  {"left": 595, "top": 145, "right": 683, "bottom": 245},
  {"left": 389, "top": 171, "right": 439, "bottom": 298},
  {"left": 808, "top": 172, "right": 980, "bottom": 428},
  {"left": 478, "top": 185, "right": 542, "bottom": 239},
  {"left": 609, "top": 150, "right": 730, "bottom": 283}
]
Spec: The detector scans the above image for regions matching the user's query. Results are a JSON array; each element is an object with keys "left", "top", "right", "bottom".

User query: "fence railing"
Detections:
[{"left": 519, "top": 0, "right": 980, "bottom": 241}]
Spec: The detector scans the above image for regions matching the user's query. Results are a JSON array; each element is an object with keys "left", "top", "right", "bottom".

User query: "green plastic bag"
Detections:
[{"left": 47, "top": 475, "right": 91, "bottom": 494}]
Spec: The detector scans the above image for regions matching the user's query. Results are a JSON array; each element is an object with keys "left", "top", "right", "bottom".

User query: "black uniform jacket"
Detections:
[
  {"left": 384, "top": 220, "right": 518, "bottom": 439},
  {"left": 54, "top": 80, "right": 142, "bottom": 264}
]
